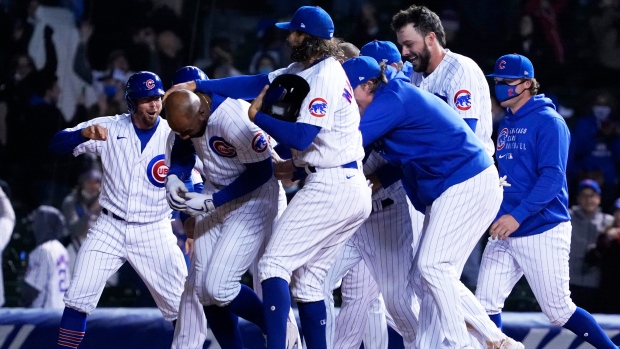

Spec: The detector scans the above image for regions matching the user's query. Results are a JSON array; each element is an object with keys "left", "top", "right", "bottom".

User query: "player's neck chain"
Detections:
[{"left": 199, "top": 94, "right": 211, "bottom": 113}]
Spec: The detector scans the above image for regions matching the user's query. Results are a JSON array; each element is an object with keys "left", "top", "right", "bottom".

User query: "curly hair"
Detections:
[
  {"left": 367, "top": 62, "right": 389, "bottom": 94},
  {"left": 291, "top": 31, "right": 344, "bottom": 62},
  {"left": 391, "top": 5, "right": 446, "bottom": 48}
]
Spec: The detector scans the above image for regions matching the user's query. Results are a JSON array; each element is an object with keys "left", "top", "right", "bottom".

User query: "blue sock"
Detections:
[
  {"left": 563, "top": 307, "right": 617, "bottom": 349},
  {"left": 298, "top": 301, "right": 328, "bottom": 349},
  {"left": 489, "top": 313, "right": 502, "bottom": 330},
  {"left": 57, "top": 307, "right": 87, "bottom": 348},
  {"left": 204, "top": 305, "right": 244, "bottom": 349},
  {"left": 262, "top": 277, "right": 291, "bottom": 349},
  {"left": 227, "top": 284, "right": 266, "bottom": 333}
]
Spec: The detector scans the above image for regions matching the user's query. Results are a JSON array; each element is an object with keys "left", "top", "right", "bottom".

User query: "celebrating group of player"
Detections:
[{"left": 48, "top": 3, "right": 620, "bottom": 349}]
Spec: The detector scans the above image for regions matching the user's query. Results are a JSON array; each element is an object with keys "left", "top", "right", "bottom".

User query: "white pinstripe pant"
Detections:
[
  {"left": 415, "top": 166, "right": 504, "bottom": 349},
  {"left": 476, "top": 222, "right": 576, "bottom": 326}
]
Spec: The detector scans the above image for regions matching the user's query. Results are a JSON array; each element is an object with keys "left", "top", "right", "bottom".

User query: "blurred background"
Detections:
[{"left": 0, "top": 0, "right": 619, "bottom": 315}]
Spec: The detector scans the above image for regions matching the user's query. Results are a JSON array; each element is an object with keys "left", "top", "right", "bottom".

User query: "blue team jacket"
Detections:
[
  {"left": 495, "top": 94, "right": 571, "bottom": 237},
  {"left": 359, "top": 68, "right": 492, "bottom": 209}
]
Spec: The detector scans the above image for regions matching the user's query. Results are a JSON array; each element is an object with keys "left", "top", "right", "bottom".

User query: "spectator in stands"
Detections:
[
  {"left": 0, "top": 182, "right": 15, "bottom": 307},
  {"left": 21, "top": 205, "right": 70, "bottom": 309},
  {"left": 155, "top": 30, "right": 183, "bottom": 89},
  {"left": 248, "top": 22, "right": 286, "bottom": 74},
  {"left": 589, "top": 0, "right": 620, "bottom": 86},
  {"left": 569, "top": 89, "right": 620, "bottom": 210},
  {"left": 569, "top": 179, "right": 613, "bottom": 313},
  {"left": 204, "top": 37, "right": 242, "bottom": 79},
  {"left": 126, "top": 25, "right": 158, "bottom": 72},
  {"left": 591, "top": 198, "right": 620, "bottom": 313}
]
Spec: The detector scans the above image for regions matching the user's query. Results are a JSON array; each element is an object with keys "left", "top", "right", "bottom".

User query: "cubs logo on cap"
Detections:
[
  {"left": 275, "top": 6, "right": 334, "bottom": 40},
  {"left": 309, "top": 98, "right": 328, "bottom": 117},
  {"left": 145, "top": 79, "right": 156, "bottom": 89},
  {"left": 252, "top": 133, "right": 269, "bottom": 153},
  {"left": 147, "top": 154, "right": 168, "bottom": 187},
  {"left": 487, "top": 54, "right": 535, "bottom": 79},
  {"left": 209, "top": 136, "right": 237, "bottom": 158},
  {"left": 454, "top": 90, "right": 472, "bottom": 111},
  {"left": 497, "top": 128, "right": 508, "bottom": 150}
]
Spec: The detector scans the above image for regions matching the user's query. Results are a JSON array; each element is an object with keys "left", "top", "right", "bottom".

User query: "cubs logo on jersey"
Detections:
[
  {"left": 454, "top": 90, "right": 472, "bottom": 111},
  {"left": 147, "top": 154, "right": 169, "bottom": 187},
  {"left": 252, "top": 133, "right": 269, "bottom": 153},
  {"left": 497, "top": 128, "right": 509, "bottom": 150},
  {"left": 209, "top": 136, "right": 237, "bottom": 158},
  {"left": 309, "top": 98, "right": 328, "bottom": 117}
]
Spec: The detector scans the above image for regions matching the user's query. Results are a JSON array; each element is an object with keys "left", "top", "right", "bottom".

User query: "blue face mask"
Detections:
[
  {"left": 104, "top": 84, "right": 117, "bottom": 99},
  {"left": 258, "top": 67, "right": 273, "bottom": 74},
  {"left": 494, "top": 80, "right": 526, "bottom": 102}
]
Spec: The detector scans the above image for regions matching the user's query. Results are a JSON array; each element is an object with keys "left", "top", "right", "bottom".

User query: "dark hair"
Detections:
[
  {"left": 391, "top": 5, "right": 446, "bottom": 48},
  {"left": 367, "top": 62, "right": 389, "bottom": 94},
  {"left": 291, "top": 31, "right": 343, "bottom": 62}
]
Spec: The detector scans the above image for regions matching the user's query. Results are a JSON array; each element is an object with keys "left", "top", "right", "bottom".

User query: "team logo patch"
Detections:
[
  {"left": 454, "top": 90, "right": 472, "bottom": 111},
  {"left": 209, "top": 136, "right": 237, "bottom": 158},
  {"left": 507, "top": 86, "right": 517, "bottom": 98},
  {"left": 497, "top": 128, "right": 508, "bottom": 150},
  {"left": 252, "top": 133, "right": 269, "bottom": 153},
  {"left": 498, "top": 60, "right": 506, "bottom": 70},
  {"left": 309, "top": 98, "right": 328, "bottom": 117},
  {"left": 145, "top": 79, "right": 155, "bottom": 89},
  {"left": 147, "top": 154, "right": 168, "bottom": 188}
]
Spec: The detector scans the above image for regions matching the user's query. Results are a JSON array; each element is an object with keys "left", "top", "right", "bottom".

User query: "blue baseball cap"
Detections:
[
  {"left": 578, "top": 179, "right": 601, "bottom": 195},
  {"left": 342, "top": 56, "right": 381, "bottom": 90},
  {"left": 361, "top": 40, "right": 401, "bottom": 65},
  {"left": 487, "top": 54, "right": 535, "bottom": 79},
  {"left": 275, "top": 6, "right": 334, "bottom": 40}
]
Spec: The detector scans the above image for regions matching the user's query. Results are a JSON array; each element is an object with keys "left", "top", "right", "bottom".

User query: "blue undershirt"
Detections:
[
  {"left": 133, "top": 117, "right": 160, "bottom": 152},
  {"left": 195, "top": 74, "right": 270, "bottom": 101},
  {"left": 464, "top": 118, "right": 477, "bottom": 132}
]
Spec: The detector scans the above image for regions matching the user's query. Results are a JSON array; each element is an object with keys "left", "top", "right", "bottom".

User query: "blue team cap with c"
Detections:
[
  {"left": 487, "top": 54, "right": 534, "bottom": 79},
  {"left": 578, "top": 179, "right": 601, "bottom": 195},
  {"left": 360, "top": 40, "right": 401, "bottom": 65},
  {"left": 275, "top": 6, "right": 334, "bottom": 40},
  {"left": 342, "top": 56, "right": 381, "bottom": 90}
]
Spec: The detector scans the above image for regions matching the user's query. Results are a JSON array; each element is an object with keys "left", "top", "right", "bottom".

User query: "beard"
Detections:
[
  {"left": 410, "top": 43, "right": 432, "bottom": 73},
  {"left": 289, "top": 38, "right": 315, "bottom": 62}
]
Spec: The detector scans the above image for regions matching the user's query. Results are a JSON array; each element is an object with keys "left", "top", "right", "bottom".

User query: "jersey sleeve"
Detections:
[
  {"left": 359, "top": 91, "right": 407, "bottom": 147},
  {"left": 67, "top": 116, "right": 117, "bottom": 157},
  {"left": 24, "top": 248, "right": 47, "bottom": 292},
  {"left": 223, "top": 104, "right": 273, "bottom": 164},
  {"left": 447, "top": 65, "right": 480, "bottom": 120},
  {"left": 294, "top": 73, "right": 337, "bottom": 130}
]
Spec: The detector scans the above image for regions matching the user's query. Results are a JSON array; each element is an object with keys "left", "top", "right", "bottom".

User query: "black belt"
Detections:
[
  {"left": 372, "top": 198, "right": 394, "bottom": 212},
  {"left": 307, "top": 161, "right": 358, "bottom": 174},
  {"left": 102, "top": 208, "right": 124, "bottom": 221}
]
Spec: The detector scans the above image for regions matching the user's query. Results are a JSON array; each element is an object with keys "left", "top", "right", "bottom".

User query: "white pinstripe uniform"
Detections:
[
  {"left": 324, "top": 151, "right": 425, "bottom": 349},
  {"left": 0, "top": 187, "right": 15, "bottom": 307},
  {"left": 411, "top": 50, "right": 501, "bottom": 348},
  {"left": 259, "top": 57, "right": 372, "bottom": 303},
  {"left": 411, "top": 50, "right": 494, "bottom": 157},
  {"left": 62, "top": 114, "right": 188, "bottom": 321},
  {"left": 25, "top": 240, "right": 70, "bottom": 309}
]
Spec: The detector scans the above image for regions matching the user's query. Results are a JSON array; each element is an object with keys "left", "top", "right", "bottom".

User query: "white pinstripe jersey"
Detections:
[
  {"left": 24, "top": 240, "right": 70, "bottom": 309},
  {"left": 364, "top": 151, "right": 402, "bottom": 200},
  {"left": 67, "top": 114, "right": 173, "bottom": 223},
  {"left": 0, "top": 188, "right": 15, "bottom": 307},
  {"left": 410, "top": 50, "right": 495, "bottom": 157},
  {"left": 189, "top": 98, "right": 277, "bottom": 192},
  {"left": 269, "top": 57, "right": 365, "bottom": 168}
]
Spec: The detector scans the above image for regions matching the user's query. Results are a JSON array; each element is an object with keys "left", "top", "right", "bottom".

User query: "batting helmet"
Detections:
[
  {"left": 260, "top": 74, "right": 310, "bottom": 123},
  {"left": 125, "top": 71, "right": 165, "bottom": 113},
  {"left": 172, "top": 66, "right": 208, "bottom": 85}
]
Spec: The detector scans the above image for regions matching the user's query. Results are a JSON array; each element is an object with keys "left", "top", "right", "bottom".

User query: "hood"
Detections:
[
  {"left": 507, "top": 94, "right": 556, "bottom": 120},
  {"left": 28, "top": 205, "right": 66, "bottom": 245}
]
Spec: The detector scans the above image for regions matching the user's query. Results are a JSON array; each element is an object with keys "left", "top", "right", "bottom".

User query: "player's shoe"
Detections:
[
  {"left": 285, "top": 318, "right": 300, "bottom": 349},
  {"left": 498, "top": 336, "right": 524, "bottom": 349}
]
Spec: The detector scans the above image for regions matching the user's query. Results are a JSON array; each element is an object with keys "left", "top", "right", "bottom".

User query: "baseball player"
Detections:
[
  {"left": 342, "top": 56, "right": 523, "bottom": 349},
  {"left": 164, "top": 65, "right": 300, "bottom": 348},
  {"left": 21, "top": 206, "right": 70, "bottom": 309},
  {"left": 323, "top": 40, "right": 425, "bottom": 349},
  {"left": 164, "top": 7, "right": 372, "bottom": 349},
  {"left": 0, "top": 185, "right": 15, "bottom": 308},
  {"left": 49, "top": 71, "right": 201, "bottom": 348},
  {"left": 476, "top": 54, "right": 620, "bottom": 349}
]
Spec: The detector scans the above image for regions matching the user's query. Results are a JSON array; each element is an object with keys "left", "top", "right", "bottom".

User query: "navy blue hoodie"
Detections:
[{"left": 495, "top": 94, "right": 570, "bottom": 237}]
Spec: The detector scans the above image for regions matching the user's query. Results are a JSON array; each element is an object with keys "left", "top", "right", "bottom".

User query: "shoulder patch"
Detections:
[
  {"left": 147, "top": 154, "right": 168, "bottom": 188},
  {"left": 252, "top": 133, "right": 269, "bottom": 153},
  {"left": 308, "top": 98, "right": 328, "bottom": 117},
  {"left": 209, "top": 136, "right": 237, "bottom": 158},
  {"left": 497, "top": 128, "right": 508, "bottom": 150},
  {"left": 454, "top": 89, "right": 472, "bottom": 111}
]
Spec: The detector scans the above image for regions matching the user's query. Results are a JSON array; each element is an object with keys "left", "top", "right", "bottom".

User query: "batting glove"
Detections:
[
  {"left": 184, "top": 192, "right": 216, "bottom": 216},
  {"left": 165, "top": 174, "right": 188, "bottom": 210},
  {"left": 499, "top": 175, "right": 512, "bottom": 188}
]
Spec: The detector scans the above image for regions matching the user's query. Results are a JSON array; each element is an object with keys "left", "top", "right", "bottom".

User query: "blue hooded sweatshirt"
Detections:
[{"left": 495, "top": 94, "right": 571, "bottom": 237}]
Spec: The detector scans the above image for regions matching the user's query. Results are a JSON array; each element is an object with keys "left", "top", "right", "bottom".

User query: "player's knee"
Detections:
[
  {"left": 542, "top": 301, "right": 575, "bottom": 326},
  {"left": 416, "top": 259, "right": 445, "bottom": 281},
  {"left": 203, "top": 274, "right": 239, "bottom": 307}
]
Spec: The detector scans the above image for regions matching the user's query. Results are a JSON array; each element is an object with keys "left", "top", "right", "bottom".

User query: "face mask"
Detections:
[
  {"left": 494, "top": 81, "right": 526, "bottom": 102},
  {"left": 104, "top": 84, "right": 117, "bottom": 99},
  {"left": 81, "top": 189, "right": 99, "bottom": 201},
  {"left": 592, "top": 105, "right": 612, "bottom": 122}
]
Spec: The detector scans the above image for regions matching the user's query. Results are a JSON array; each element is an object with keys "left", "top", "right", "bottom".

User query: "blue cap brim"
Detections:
[
  {"left": 486, "top": 73, "right": 527, "bottom": 79},
  {"left": 275, "top": 22, "right": 292, "bottom": 30}
]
